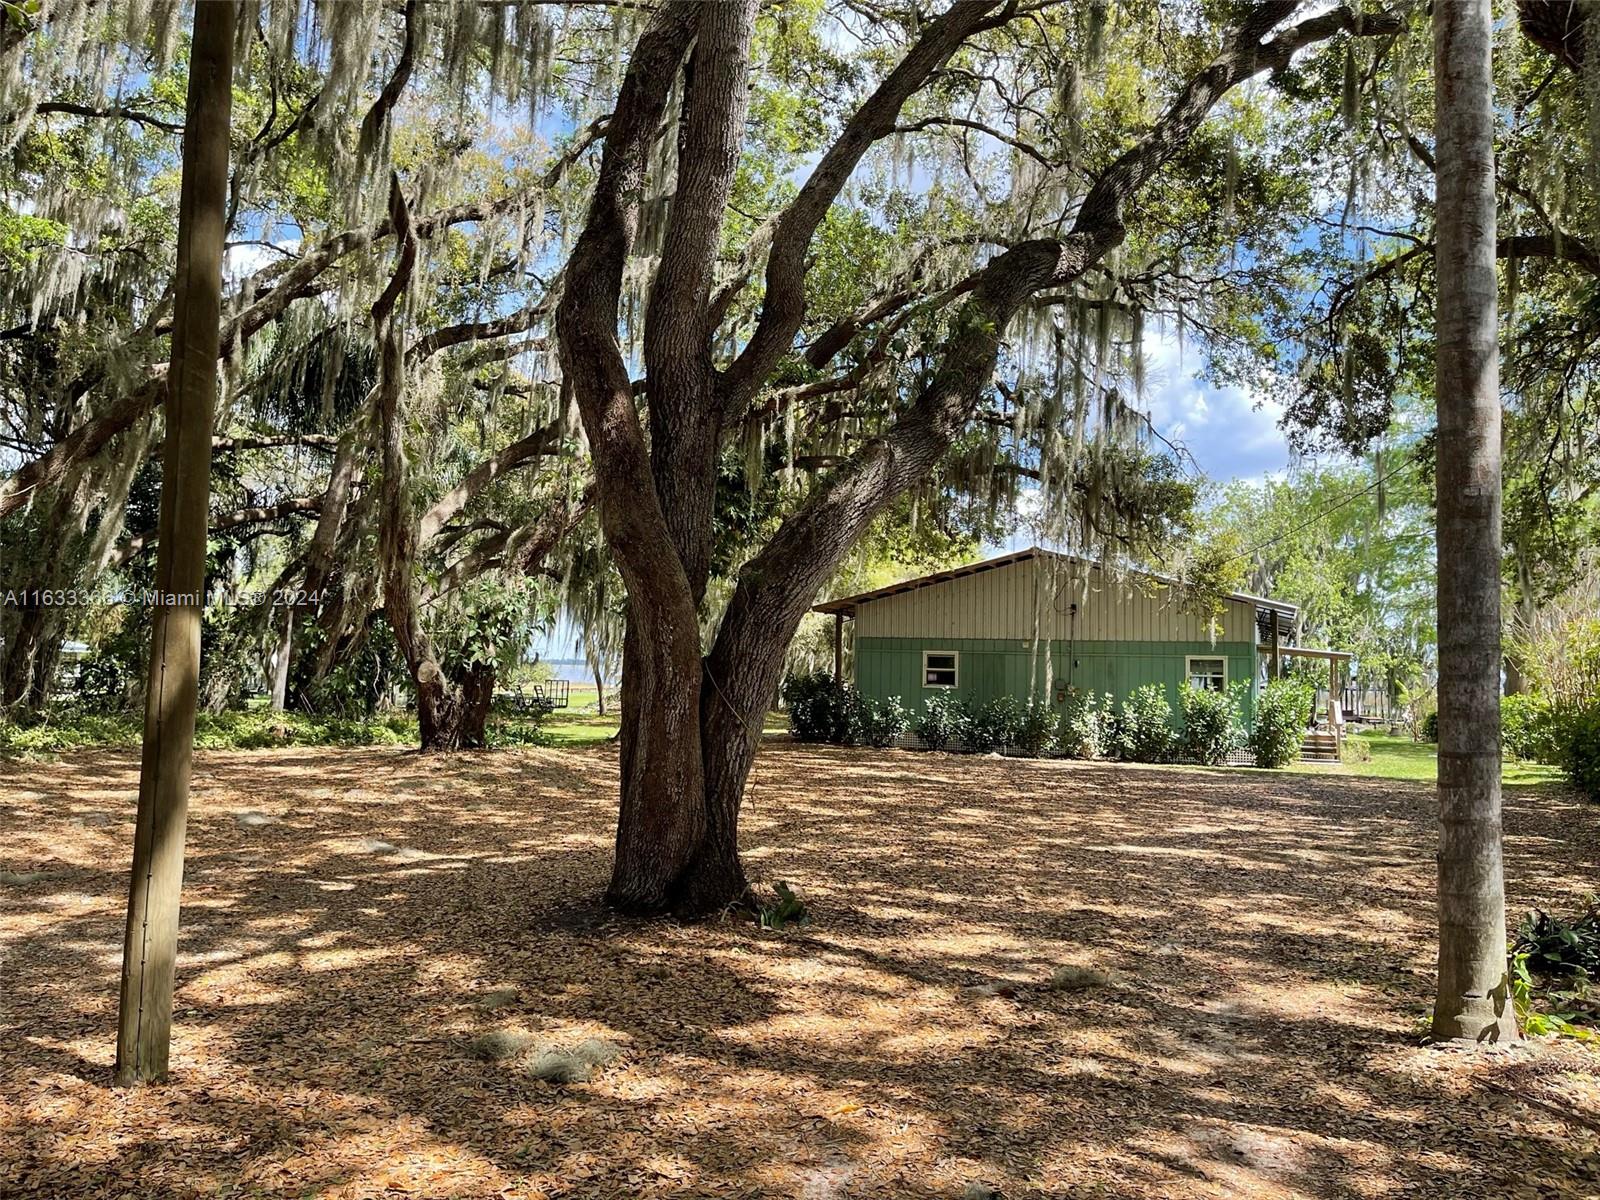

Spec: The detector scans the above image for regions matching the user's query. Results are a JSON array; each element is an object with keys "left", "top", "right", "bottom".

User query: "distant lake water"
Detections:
[{"left": 538, "top": 658, "right": 594, "bottom": 683}]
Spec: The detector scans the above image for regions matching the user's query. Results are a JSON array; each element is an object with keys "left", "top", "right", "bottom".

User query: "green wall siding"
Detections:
[{"left": 855, "top": 636, "right": 1260, "bottom": 721}]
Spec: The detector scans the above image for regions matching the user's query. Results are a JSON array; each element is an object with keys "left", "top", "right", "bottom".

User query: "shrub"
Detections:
[
  {"left": 966, "top": 695, "right": 1024, "bottom": 753},
  {"left": 1058, "top": 690, "right": 1111, "bottom": 759},
  {"left": 1553, "top": 703, "right": 1600, "bottom": 802},
  {"left": 1248, "top": 679, "right": 1315, "bottom": 769},
  {"left": 1109, "top": 685, "right": 1176, "bottom": 763},
  {"left": 1340, "top": 735, "right": 1372, "bottom": 764},
  {"left": 1514, "top": 898, "right": 1600, "bottom": 979},
  {"left": 782, "top": 672, "right": 854, "bottom": 744},
  {"left": 853, "top": 695, "right": 910, "bottom": 748},
  {"left": 758, "top": 881, "right": 809, "bottom": 930},
  {"left": 1509, "top": 898, "right": 1600, "bottom": 1039},
  {"left": 0, "top": 708, "right": 420, "bottom": 757},
  {"left": 914, "top": 690, "right": 966, "bottom": 750},
  {"left": 1013, "top": 699, "right": 1057, "bottom": 757},
  {"left": 1421, "top": 710, "right": 1439, "bottom": 743},
  {"left": 1503, "top": 692, "right": 1560, "bottom": 764},
  {"left": 1180, "top": 682, "right": 1245, "bottom": 766}
]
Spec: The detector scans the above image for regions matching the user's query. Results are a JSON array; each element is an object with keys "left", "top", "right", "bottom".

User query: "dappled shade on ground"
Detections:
[{"left": 2, "top": 743, "right": 1598, "bottom": 1198}]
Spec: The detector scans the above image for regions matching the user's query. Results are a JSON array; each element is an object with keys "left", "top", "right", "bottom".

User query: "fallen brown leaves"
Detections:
[{"left": 1, "top": 743, "right": 1598, "bottom": 1198}]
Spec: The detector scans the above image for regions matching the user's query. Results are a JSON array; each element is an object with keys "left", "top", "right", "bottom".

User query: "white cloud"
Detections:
[{"left": 1139, "top": 324, "right": 1290, "bottom": 483}]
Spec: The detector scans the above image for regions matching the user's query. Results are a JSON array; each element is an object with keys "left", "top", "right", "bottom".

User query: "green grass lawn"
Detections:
[
  {"left": 536, "top": 707, "right": 791, "bottom": 749},
  {"left": 537, "top": 711, "right": 619, "bottom": 748},
  {"left": 1297, "top": 729, "right": 1566, "bottom": 789}
]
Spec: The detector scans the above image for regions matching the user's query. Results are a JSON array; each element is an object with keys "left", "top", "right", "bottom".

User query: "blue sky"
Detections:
[{"left": 1138, "top": 325, "right": 1293, "bottom": 486}]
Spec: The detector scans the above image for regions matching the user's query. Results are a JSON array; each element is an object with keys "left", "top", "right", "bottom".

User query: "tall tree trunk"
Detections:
[
  {"left": 1431, "top": 0, "right": 1518, "bottom": 1044},
  {"left": 593, "top": 662, "right": 606, "bottom": 716},
  {"left": 269, "top": 606, "right": 293, "bottom": 712},
  {"left": 114, "top": 0, "right": 233, "bottom": 1086}
]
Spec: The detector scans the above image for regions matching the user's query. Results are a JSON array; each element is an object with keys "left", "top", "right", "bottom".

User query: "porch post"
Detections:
[
  {"left": 1270, "top": 616, "right": 1281, "bottom": 681},
  {"left": 833, "top": 613, "right": 844, "bottom": 684},
  {"left": 1329, "top": 655, "right": 1340, "bottom": 753}
]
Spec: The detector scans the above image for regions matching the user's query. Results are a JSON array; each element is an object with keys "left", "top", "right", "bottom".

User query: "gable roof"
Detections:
[{"left": 812, "top": 546, "right": 1299, "bottom": 620}]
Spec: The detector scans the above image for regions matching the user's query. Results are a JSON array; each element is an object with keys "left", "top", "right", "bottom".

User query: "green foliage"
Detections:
[
  {"left": 1172, "top": 532, "right": 1250, "bottom": 640},
  {"left": 852, "top": 694, "right": 909, "bottom": 748},
  {"left": 1197, "top": 459, "right": 1436, "bottom": 706},
  {"left": 1058, "top": 690, "right": 1112, "bottom": 760},
  {"left": 1420, "top": 711, "right": 1438, "bottom": 743},
  {"left": 434, "top": 577, "right": 552, "bottom": 679},
  {"left": 1107, "top": 685, "right": 1176, "bottom": 764},
  {"left": 782, "top": 672, "right": 854, "bottom": 744},
  {"left": 1012, "top": 699, "right": 1057, "bottom": 758},
  {"left": 0, "top": 708, "right": 418, "bottom": 757},
  {"left": 965, "top": 695, "right": 1024, "bottom": 754},
  {"left": 1339, "top": 735, "right": 1372, "bottom": 764},
  {"left": 1179, "top": 682, "right": 1245, "bottom": 766},
  {"left": 1509, "top": 900, "right": 1600, "bottom": 1041},
  {"left": 1508, "top": 952, "right": 1595, "bottom": 1042},
  {"left": 1248, "top": 679, "right": 1315, "bottom": 769},
  {"left": 913, "top": 690, "right": 966, "bottom": 751},
  {"left": 0, "top": 209, "right": 67, "bottom": 267},
  {"left": 757, "top": 881, "right": 809, "bottom": 931},
  {"left": 1502, "top": 693, "right": 1559, "bottom": 764},
  {"left": 1553, "top": 703, "right": 1600, "bottom": 802},
  {"left": 1514, "top": 899, "right": 1600, "bottom": 980},
  {"left": 295, "top": 619, "right": 410, "bottom": 718}
]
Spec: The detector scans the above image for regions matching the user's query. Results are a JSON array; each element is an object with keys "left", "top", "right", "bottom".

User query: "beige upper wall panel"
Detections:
[{"left": 853, "top": 557, "right": 1256, "bottom": 643}]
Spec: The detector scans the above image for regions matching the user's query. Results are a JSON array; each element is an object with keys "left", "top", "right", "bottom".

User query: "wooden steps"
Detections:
[{"left": 1301, "top": 731, "right": 1340, "bottom": 762}]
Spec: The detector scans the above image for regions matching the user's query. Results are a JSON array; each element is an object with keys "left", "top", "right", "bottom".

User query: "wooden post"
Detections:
[
  {"left": 1329, "top": 655, "right": 1340, "bottom": 754},
  {"left": 1270, "top": 614, "right": 1281, "bottom": 681},
  {"left": 833, "top": 612, "right": 844, "bottom": 683},
  {"left": 114, "top": 0, "right": 234, "bottom": 1086}
]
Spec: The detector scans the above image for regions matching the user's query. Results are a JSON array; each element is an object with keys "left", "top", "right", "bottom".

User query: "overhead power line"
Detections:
[{"left": 1227, "top": 456, "right": 1419, "bottom": 566}]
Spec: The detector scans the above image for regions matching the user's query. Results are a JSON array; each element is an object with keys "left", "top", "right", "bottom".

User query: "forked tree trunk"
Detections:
[
  {"left": 563, "top": 1, "right": 1401, "bottom": 919},
  {"left": 114, "top": 0, "right": 233, "bottom": 1085},
  {"left": 1431, "top": 0, "right": 1518, "bottom": 1043}
]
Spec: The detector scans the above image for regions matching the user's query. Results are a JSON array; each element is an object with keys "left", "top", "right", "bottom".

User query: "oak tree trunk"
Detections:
[
  {"left": 1, "top": 599, "right": 46, "bottom": 712},
  {"left": 561, "top": 1, "right": 1397, "bottom": 920},
  {"left": 1431, "top": 0, "right": 1518, "bottom": 1043},
  {"left": 415, "top": 661, "right": 494, "bottom": 751},
  {"left": 114, "top": 0, "right": 233, "bottom": 1085}
]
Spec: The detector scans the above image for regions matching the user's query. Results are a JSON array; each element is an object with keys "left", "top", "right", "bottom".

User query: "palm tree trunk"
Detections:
[
  {"left": 114, "top": 0, "right": 235, "bottom": 1085},
  {"left": 1431, "top": 0, "right": 1518, "bottom": 1043}
]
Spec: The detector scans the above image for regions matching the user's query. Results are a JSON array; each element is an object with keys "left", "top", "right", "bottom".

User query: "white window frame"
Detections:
[
  {"left": 1185, "top": 655, "right": 1228, "bottom": 692},
  {"left": 922, "top": 649, "right": 959, "bottom": 689}
]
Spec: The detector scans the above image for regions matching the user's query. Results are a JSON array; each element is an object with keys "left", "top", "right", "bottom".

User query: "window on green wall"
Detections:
[
  {"left": 1186, "top": 656, "right": 1227, "bottom": 691},
  {"left": 923, "top": 650, "right": 958, "bottom": 688}
]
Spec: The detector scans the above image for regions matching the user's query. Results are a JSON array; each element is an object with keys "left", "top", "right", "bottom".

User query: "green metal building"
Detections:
[{"left": 815, "top": 547, "right": 1301, "bottom": 726}]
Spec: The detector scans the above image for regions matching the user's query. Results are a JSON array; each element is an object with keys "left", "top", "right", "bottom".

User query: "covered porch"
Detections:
[{"left": 1259, "top": 642, "right": 1356, "bottom": 761}]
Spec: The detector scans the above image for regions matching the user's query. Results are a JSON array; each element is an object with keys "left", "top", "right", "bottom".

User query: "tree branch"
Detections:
[
  {"left": 417, "top": 419, "right": 564, "bottom": 544},
  {"left": 722, "top": 0, "right": 1010, "bottom": 408},
  {"left": 112, "top": 496, "right": 322, "bottom": 567}
]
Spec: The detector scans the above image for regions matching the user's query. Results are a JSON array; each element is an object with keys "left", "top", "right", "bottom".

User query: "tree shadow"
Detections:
[{"left": 2, "top": 743, "right": 1597, "bottom": 1198}]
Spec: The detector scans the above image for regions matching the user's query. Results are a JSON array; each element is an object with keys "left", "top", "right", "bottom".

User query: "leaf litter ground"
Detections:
[{"left": 2, "top": 742, "right": 1598, "bottom": 1198}]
